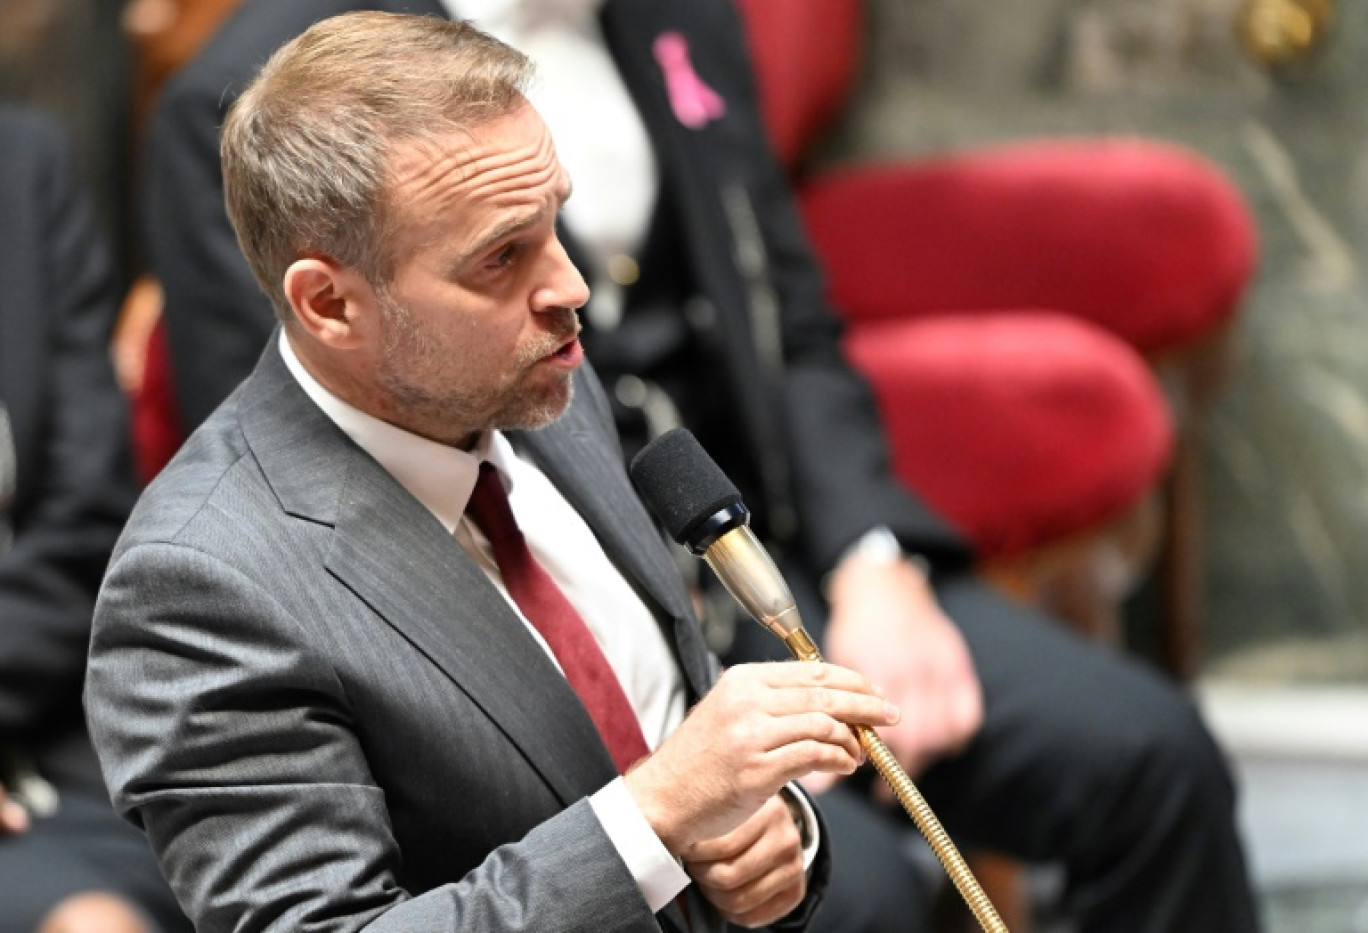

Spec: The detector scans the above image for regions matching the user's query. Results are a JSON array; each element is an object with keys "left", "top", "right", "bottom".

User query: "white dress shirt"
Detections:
[{"left": 278, "top": 334, "right": 691, "bottom": 909}]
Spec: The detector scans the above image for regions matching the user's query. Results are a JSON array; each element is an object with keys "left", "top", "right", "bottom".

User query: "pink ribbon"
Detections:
[{"left": 653, "top": 31, "right": 726, "bottom": 129}]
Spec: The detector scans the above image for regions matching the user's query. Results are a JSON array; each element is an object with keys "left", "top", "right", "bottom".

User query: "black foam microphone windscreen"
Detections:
[{"left": 628, "top": 428, "right": 742, "bottom": 546}]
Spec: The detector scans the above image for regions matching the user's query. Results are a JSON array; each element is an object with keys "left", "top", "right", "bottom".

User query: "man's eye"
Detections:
[{"left": 488, "top": 243, "right": 520, "bottom": 269}]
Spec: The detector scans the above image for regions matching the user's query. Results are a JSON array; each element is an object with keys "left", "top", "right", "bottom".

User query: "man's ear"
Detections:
[{"left": 282, "top": 258, "right": 379, "bottom": 349}]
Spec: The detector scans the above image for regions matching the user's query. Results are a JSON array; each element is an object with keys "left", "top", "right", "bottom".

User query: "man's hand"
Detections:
[
  {"left": 818, "top": 554, "right": 982, "bottom": 780},
  {"left": 0, "top": 782, "right": 31, "bottom": 835},
  {"left": 625, "top": 662, "right": 898, "bottom": 853},
  {"left": 683, "top": 795, "right": 806, "bottom": 928}
]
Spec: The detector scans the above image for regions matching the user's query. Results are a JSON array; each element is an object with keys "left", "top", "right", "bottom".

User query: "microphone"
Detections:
[
  {"left": 626, "top": 425, "right": 812, "bottom": 656},
  {"left": 629, "top": 427, "right": 1007, "bottom": 933}
]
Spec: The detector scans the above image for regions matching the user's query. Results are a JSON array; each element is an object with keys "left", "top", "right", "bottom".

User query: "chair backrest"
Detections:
[{"left": 734, "top": 0, "right": 863, "bottom": 169}]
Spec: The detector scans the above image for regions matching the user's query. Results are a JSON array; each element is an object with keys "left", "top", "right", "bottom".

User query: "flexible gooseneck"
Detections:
[
  {"left": 629, "top": 428, "right": 1007, "bottom": 932},
  {"left": 701, "top": 524, "right": 1007, "bottom": 933}
]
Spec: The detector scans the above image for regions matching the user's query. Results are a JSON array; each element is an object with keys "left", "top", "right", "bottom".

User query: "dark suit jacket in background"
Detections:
[
  {"left": 0, "top": 104, "right": 189, "bottom": 933},
  {"left": 86, "top": 347, "right": 829, "bottom": 932},
  {"left": 0, "top": 104, "right": 135, "bottom": 792}
]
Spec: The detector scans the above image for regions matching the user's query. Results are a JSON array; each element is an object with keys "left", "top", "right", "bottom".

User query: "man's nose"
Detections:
[{"left": 533, "top": 239, "right": 590, "bottom": 313}]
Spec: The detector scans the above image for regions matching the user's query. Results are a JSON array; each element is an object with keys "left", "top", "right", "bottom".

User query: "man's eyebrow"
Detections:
[{"left": 455, "top": 175, "right": 573, "bottom": 268}]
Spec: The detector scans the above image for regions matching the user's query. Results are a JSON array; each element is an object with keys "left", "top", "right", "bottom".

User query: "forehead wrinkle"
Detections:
[
  {"left": 453, "top": 124, "right": 559, "bottom": 202},
  {"left": 389, "top": 121, "right": 561, "bottom": 243},
  {"left": 451, "top": 165, "right": 572, "bottom": 269},
  {"left": 399, "top": 136, "right": 566, "bottom": 265}
]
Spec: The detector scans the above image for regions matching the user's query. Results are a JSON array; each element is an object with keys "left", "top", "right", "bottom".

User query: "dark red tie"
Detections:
[{"left": 466, "top": 462, "right": 651, "bottom": 774}]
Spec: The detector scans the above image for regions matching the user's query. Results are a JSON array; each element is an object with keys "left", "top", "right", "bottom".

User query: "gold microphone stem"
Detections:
[
  {"left": 782, "top": 628, "right": 1009, "bottom": 933},
  {"left": 699, "top": 526, "right": 1006, "bottom": 929}
]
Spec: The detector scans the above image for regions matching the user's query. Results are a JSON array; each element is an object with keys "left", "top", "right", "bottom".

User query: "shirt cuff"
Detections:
[
  {"left": 824, "top": 526, "right": 928, "bottom": 599},
  {"left": 589, "top": 777, "right": 691, "bottom": 912},
  {"left": 780, "top": 782, "right": 822, "bottom": 871},
  {"left": 836, "top": 526, "right": 930, "bottom": 574}
]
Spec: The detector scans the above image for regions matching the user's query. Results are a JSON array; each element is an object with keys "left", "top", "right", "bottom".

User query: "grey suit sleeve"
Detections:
[{"left": 86, "top": 542, "right": 660, "bottom": 933}]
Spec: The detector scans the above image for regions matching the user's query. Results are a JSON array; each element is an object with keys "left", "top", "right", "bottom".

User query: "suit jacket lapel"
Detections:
[{"left": 240, "top": 347, "right": 618, "bottom": 806}]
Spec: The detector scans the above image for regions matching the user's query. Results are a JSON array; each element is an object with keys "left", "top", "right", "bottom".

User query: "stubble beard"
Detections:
[{"left": 377, "top": 298, "right": 577, "bottom": 443}]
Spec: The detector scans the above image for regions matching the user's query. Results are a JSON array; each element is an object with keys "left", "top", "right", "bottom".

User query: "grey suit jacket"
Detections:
[{"left": 85, "top": 346, "right": 827, "bottom": 931}]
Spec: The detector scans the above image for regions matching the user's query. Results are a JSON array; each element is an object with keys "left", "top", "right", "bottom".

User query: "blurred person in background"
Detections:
[{"left": 0, "top": 103, "right": 189, "bottom": 933}]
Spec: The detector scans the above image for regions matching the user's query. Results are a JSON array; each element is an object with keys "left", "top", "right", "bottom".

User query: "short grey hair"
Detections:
[{"left": 221, "top": 11, "right": 534, "bottom": 322}]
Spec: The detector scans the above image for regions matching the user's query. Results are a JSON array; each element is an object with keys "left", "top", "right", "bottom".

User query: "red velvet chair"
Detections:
[
  {"left": 737, "top": 0, "right": 1257, "bottom": 674},
  {"left": 112, "top": 277, "right": 183, "bottom": 486}
]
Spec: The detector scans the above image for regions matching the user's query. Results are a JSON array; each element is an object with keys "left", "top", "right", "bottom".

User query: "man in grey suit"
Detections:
[{"left": 84, "top": 12, "right": 900, "bottom": 932}]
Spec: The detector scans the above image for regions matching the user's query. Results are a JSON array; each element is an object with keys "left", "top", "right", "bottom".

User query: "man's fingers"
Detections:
[
  {"left": 759, "top": 687, "right": 900, "bottom": 733},
  {"left": 710, "top": 858, "right": 806, "bottom": 921},
  {"left": 752, "top": 660, "right": 881, "bottom": 695},
  {"left": 952, "top": 683, "right": 985, "bottom": 737},
  {"left": 726, "top": 878, "right": 807, "bottom": 929},
  {"left": 773, "top": 737, "right": 866, "bottom": 785},
  {"left": 760, "top": 711, "right": 864, "bottom": 758},
  {"left": 874, "top": 668, "right": 984, "bottom": 767},
  {"left": 685, "top": 797, "right": 779, "bottom": 863},
  {"left": 0, "top": 797, "right": 30, "bottom": 834},
  {"left": 629, "top": 660, "right": 902, "bottom": 853},
  {"left": 797, "top": 769, "right": 841, "bottom": 794},
  {"left": 689, "top": 798, "right": 806, "bottom": 924}
]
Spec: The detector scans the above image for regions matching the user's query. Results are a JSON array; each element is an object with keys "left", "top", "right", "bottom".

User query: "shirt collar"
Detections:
[{"left": 278, "top": 332, "right": 517, "bottom": 533}]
